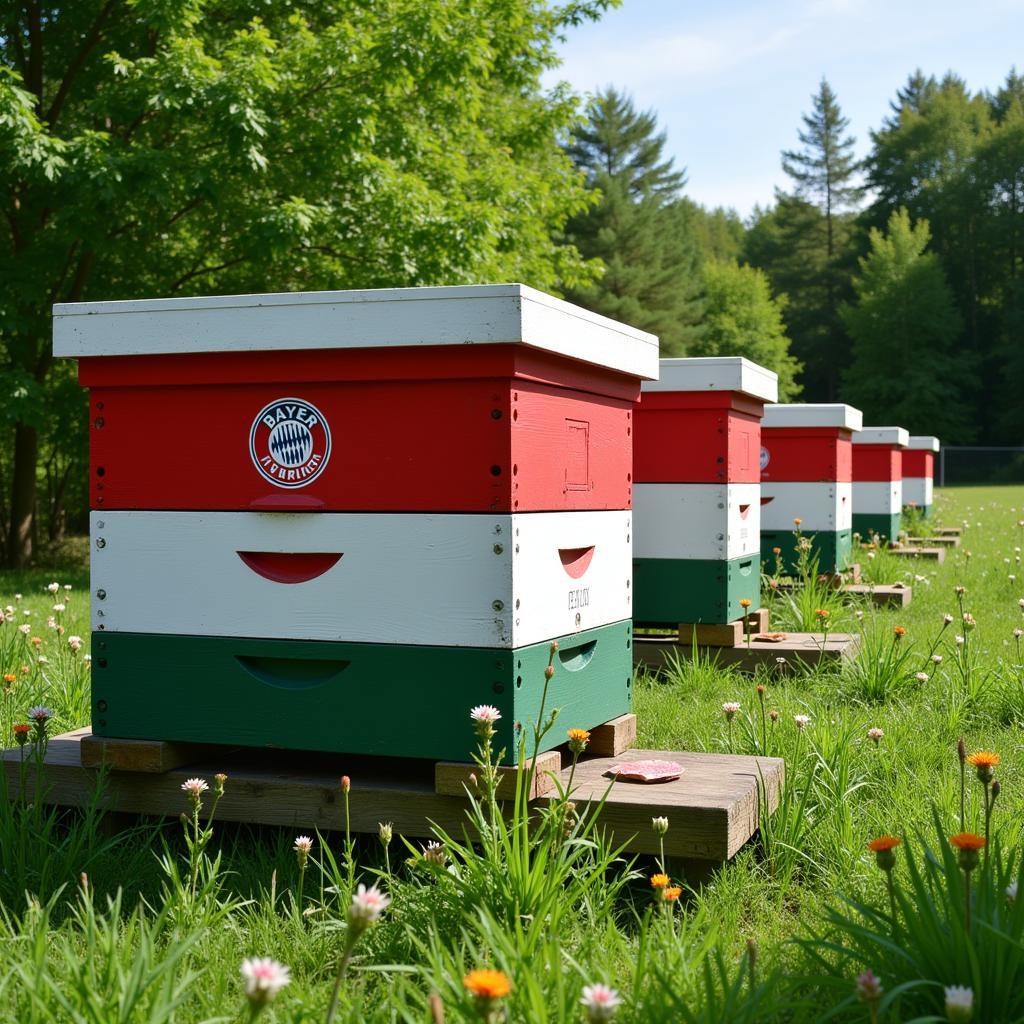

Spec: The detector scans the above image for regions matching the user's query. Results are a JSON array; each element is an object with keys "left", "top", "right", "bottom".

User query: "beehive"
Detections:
[
  {"left": 53, "top": 284, "right": 658, "bottom": 764},
  {"left": 903, "top": 436, "right": 940, "bottom": 517},
  {"left": 851, "top": 427, "right": 910, "bottom": 543},
  {"left": 760, "top": 403, "right": 862, "bottom": 574},
  {"left": 632, "top": 357, "right": 778, "bottom": 624}
]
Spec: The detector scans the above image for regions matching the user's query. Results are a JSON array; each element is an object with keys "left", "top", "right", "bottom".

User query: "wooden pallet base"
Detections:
[
  {"left": 676, "top": 608, "right": 769, "bottom": 647},
  {"left": 934, "top": 527, "right": 963, "bottom": 537},
  {"left": 634, "top": 631, "right": 860, "bottom": 673},
  {"left": 905, "top": 535, "right": 960, "bottom": 547},
  {"left": 841, "top": 583, "right": 912, "bottom": 608},
  {"left": 2, "top": 728, "right": 783, "bottom": 863},
  {"left": 889, "top": 544, "right": 946, "bottom": 563}
]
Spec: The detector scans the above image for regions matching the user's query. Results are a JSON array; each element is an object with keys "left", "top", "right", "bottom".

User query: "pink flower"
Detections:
[
  {"left": 722, "top": 702, "right": 740, "bottom": 720},
  {"left": 240, "top": 957, "right": 291, "bottom": 1005},
  {"left": 181, "top": 777, "right": 209, "bottom": 800},
  {"left": 348, "top": 883, "right": 390, "bottom": 929},
  {"left": 867, "top": 728, "right": 884, "bottom": 744},
  {"left": 581, "top": 983, "right": 623, "bottom": 1021},
  {"left": 856, "top": 970, "right": 883, "bottom": 1003},
  {"left": 470, "top": 705, "right": 501, "bottom": 725},
  {"left": 794, "top": 714, "right": 810, "bottom": 730}
]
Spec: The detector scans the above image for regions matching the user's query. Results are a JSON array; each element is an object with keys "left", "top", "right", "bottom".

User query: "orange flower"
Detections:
[
  {"left": 772, "top": 547, "right": 782, "bottom": 555},
  {"left": 662, "top": 886, "right": 683, "bottom": 902},
  {"left": 650, "top": 873, "right": 669, "bottom": 889},
  {"left": 949, "top": 832, "right": 986, "bottom": 851},
  {"left": 2, "top": 673, "right": 15, "bottom": 683},
  {"left": 967, "top": 752, "right": 1000, "bottom": 767},
  {"left": 893, "top": 626, "right": 907, "bottom": 637},
  {"left": 815, "top": 609, "right": 830, "bottom": 620},
  {"left": 12, "top": 723, "right": 30, "bottom": 736},
  {"left": 739, "top": 598, "right": 752, "bottom": 609},
  {"left": 867, "top": 836, "right": 902, "bottom": 853},
  {"left": 463, "top": 969, "right": 511, "bottom": 1000}
]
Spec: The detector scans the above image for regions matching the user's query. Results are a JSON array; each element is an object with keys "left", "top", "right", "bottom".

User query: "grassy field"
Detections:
[{"left": 2, "top": 486, "right": 1024, "bottom": 1022}]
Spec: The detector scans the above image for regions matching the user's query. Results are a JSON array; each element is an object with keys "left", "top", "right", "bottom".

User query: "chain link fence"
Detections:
[{"left": 937, "top": 447, "right": 1024, "bottom": 485}]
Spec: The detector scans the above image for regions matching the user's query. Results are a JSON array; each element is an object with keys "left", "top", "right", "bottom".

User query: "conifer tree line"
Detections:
[{"left": 565, "top": 72, "right": 1023, "bottom": 447}]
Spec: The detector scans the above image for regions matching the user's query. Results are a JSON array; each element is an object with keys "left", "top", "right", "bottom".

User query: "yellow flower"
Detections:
[
  {"left": 650, "top": 873, "right": 669, "bottom": 889},
  {"left": 739, "top": 598, "right": 752, "bottom": 609},
  {"left": 893, "top": 626, "right": 907, "bottom": 637},
  {"left": 567, "top": 728, "right": 590, "bottom": 755},
  {"left": 662, "top": 886, "right": 683, "bottom": 902},
  {"left": 463, "top": 969, "right": 511, "bottom": 1000}
]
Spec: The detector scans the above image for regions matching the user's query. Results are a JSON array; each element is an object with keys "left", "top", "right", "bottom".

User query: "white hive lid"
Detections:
[
  {"left": 907, "top": 435, "right": 941, "bottom": 451},
  {"left": 852, "top": 426, "right": 910, "bottom": 447},
  {"left": 53, "top": 283, "right": 660, "bottom": 380},
  {"left": 762, "top": 403, "right": 863, "bottom": 431},
  {"left": 640, "top": 357, "right": 778, "bottom": 402}
]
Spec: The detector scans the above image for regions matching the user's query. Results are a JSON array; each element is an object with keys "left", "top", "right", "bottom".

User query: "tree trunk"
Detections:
[{"left": 8, "top": 421, "right": 39, "bottom": 567}]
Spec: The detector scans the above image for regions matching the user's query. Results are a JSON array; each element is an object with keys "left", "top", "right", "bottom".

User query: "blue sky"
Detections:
[{"left": 543, "top": 0, "right": 1023, "bottom": 217}]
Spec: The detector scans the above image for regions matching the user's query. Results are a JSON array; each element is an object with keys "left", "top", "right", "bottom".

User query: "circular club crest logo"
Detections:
[
  {"left": 759, "top": 446, "right": 770, "bottom": 472},
  {"left": 250, "top": 398, "right": 332, "bottom": 489}
]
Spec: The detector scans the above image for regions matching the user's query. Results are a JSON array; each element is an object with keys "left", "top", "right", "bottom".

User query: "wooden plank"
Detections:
[
  {"left": 633, "top": 555, "right": 760, "bottom": 626},
  {"left": 587, "top": 713, "right": 638, "bottom": 757},
  {"left": 760, "top": 481, "right": 852, "bottom": 532},
  {"left": 634, "top": 632, "right": 861, "bottom": 674},
  {"left": 88, "top": 374, "right": 634, "bottom": 514},
  {"left": 904, "top": 534, "right": 959, "bottom": 547},
  {"left": 641, "top": 357, "right": 778, "bottom": 402},
  {"left": 902, "top": 476, "right": 934, "bottom": 509},
  {"left": 435, "top": 749, "right": 562, "bottom": 799},
  {"left": 852, "top": 427, "right": 909, "bottom": 447},
  {"left": 1, "top": 732, "right": 784, "bottom": 863},
  {"left": 80, "top": 731, "right": 226, "bottom": 773},
  {"left": 841, "top": 583, "right": 913, "bottom": 608},
  {"left": 761, "top": 404, "right": 862, "bottom": 431},
  {"left": 852, "top": 480, "right": 901, "bottom": 514},
  {"left": 90, "top": 623, "right": 633, "bottom": 765},
  {"left": 55, "top": 284, "right": 661, "bottom": 380},
  {"left": 761, "top": 430, "right": 853, "bottom": 483},
  {"left": 934, "top": 527, "right": 963, "bottom": 537},
  {"left": 91, "top": 510, "right": 631, "bottom": 647},
  {"left": 889, "top": 545, "right": 946, "bottom": 563},
  {"left": 676, "top": 608, "right": 769, "bottom": 648},
  {"left": 633, "top": 483, "right": 760, "bottom": 560}
]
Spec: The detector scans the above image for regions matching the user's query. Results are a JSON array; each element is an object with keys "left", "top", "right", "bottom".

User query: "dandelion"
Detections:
[
  {"left": 580, "top": 983, "right": 623, "bottom": 1022},
  {"left": 739, "top": 598, "right": 752, "bottom": 609},
  {"left": 348, "top": 883, "right": 390, "bottom": 930},
  {"left": 650, "top": 873, "right": 669, "bottom": 889},
  {"left": 944, "top": 985, "right": 973, "bottom": 1023},
  {"left": 867, "top": 727, "right": 884, "bottom": 744},
  {"left": 240, "top": 957, "right": 291, "bottom": 1011},
  {"left": 463, "top": 969, "right": 512, "bottom": 1016},
  {"left": 793, "top": 714, "right": 810, "bottom": 730},
  {"left": 915, "top": 672, "right": 929, "bottom": 683},
  {"left": 567, "top": 728, "right": 590, "bottom": 756}
]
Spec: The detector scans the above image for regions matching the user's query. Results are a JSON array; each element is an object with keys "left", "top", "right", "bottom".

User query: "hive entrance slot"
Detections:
[
  {"left": 558, "top": 546, "right": 596, "bottom": 579},
  {"left": 235, "top": 656, "right": 350, "bottom": 689},
  {"left": 237, "top": 551, "right": 342, "bottom": 584},
  {"left": 558, "top": 640, "right": 598, "bottom": 672}
]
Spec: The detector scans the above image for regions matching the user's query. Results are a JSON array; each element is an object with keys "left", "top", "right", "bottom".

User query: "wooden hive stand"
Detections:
[{"left": 888, "top": 543, "right": 947, "bottom": 563}]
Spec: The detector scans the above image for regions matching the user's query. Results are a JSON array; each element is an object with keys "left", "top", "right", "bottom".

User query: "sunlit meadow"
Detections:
[{"left": 2, "top": 487, "right": 1024, "bottom": 1022}]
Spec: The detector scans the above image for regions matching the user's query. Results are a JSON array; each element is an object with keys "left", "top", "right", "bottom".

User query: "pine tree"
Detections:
[
  {"left": 564, "top": 88, "right": 701, "bottom": 354},
  {"left": 841, "top": 209, "right": 975, "bottom": 440}
]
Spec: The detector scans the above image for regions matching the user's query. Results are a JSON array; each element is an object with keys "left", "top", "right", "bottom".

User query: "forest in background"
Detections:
[{"left": 1, "top": 1, "right": 1022, "bottom": 564}]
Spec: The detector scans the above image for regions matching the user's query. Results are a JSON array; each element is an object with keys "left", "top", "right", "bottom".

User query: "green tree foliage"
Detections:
[
  {"left": 841, "top": 209, "right": 974, "bottom": 440},
  {"left": 564, "top": 87, "right": 701, "bottom": 355},
  {"left": 687, "top": 260, "right": 802, "bottom": 400},
  {"left": 0, "top": 0, "right": 612, "bottom": 564},
  {"left": 747, "top": 80, "right": 861, "bottom": 401}
]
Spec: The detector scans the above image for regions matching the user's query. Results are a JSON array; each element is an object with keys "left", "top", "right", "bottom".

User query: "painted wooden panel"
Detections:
[
  {"left": 760, "top": 429, "right": 853, "bottom": 483},
  {"left": 761, "top": 403, "right": 862, "bottom": 431},
  {"left": 852, "top": 481, "right": 901, "bottom": 515},
  {"left": 853, "top": 427, "right": 909, "bottom": 447},
  {"left": 633, "top": 555, "right": 760, "bottom": 625},
  {"left": 633, "top": 403, "right": 762, "bottom": 484},
  {"left": 903, "top": 477, "right": 934, "bottom": 509},
  {"left": 90, "top": 510, "right": 632, "bottom": 648},
  {"left": 762, "top": 530, "right": 853, "bottom": 575},
  {"left": 852, "top": 512, "right": 902, "bottom": 542},
  {"left": 89, "top": 622, "right": 634, "bottom": 765},
  {"left": 760, "top": 482, "right": 852, "bottom": 532},
  {"left": 54, "top": 284, "right": 660, "bottom": 380},
  {"left": 87, "top": 379, "right": 632, "bottom": 513},
  {"left": 641, "top": 357, "right": 778, "bottom": 402},
  {"left": 852, "top": 446, "right": 902, "bottom": 482},
  {"left": 903, "top": 450, "right": 935, "bottom": 478},
  {"left": 633, "top": 483, "right": 760, "bottom": 560},
  {"left": 907, "top": 435, "right": 940, "bottom": 453}
]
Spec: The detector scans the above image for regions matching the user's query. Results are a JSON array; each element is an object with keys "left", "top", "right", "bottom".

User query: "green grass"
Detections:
[{"left": 1, "top": 486, "right": 1023, "bottom": 1021}]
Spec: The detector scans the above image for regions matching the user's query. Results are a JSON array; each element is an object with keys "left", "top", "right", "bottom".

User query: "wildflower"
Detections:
[
  {"left": 240, "top": 957, "right": 291, "bottom": 1007},
  {"left": 13, "top": 593, "right": 20, "bottom": 600},
  {"left": 379, "top": 822, "right": 393, "bottom": 848},
  {"left": 794, "top": 714, "right": 810, "bottom": 730},
  {"left": 932, "top": 654, "right": 943, "bottom": 664},
  {"left": 963, "top": 613, "right": 976, "bottom": 630},
  {"left": 348, "top": 883, "right": 390, "bottom": 930},
  {"left": 30, "top": 636, "right": 41, "bottom": 648},
  {"left": 580, "top": 983, "right": 623, "bottom": 1021},
  {"left": 855, "top": 970, "right": 884, "bottom": 1004},
  {"left": 867, "top": 727, "right": 884, "bottom": 744},
  {"left": 772, "top": 546, "right": 781, "bottom": 555},
  {"left": 83, "top": 654, "right": 92, "bottom": 664},
  {"left": 567, "top": 728, "right": 590, "bottom": 755},
  {"left": 944, "top": 985, "right": 973, "bottom": 1023},
  {"left": 1007, "top": 881, "right": 1018, "bottom": 903},
  {"left": 769, "top": 709, "right": 780, "bottom": 722},
  {"left": 867, "top": 835, "right": 901, "bottom": 871},
  {"left": 775, "top": 656, "right": 787, "bottom": 666},
  {"left": 815, "top": 608, "right": 830, "bottom": 620},
  {"left": 422, "top": 841, "right": 448, "bottom": 867},
  {"left": 949, "top": 832, "right": 986, "bottom": 871},
  {"left": 340, "top": 774, "right": 350, "bottom": 793},
  {"left": 3, "top": 673, "right": 15, "bottom": 684},
  {"left": 46, "top": 582, "right": 59, "bottom": 594},
  {"left": 793, "top": 517, "right": 802, "bottom": 526},
  {"left": 966, "top": 751, "right": 999, "bottom": 783},
  {"left": 956, "top": 635, "right": 965, "bottom": 647},
  {"left": 1015, "top": 629, "right": 1024, "bottom": 639},
  {"left": 722, "top": 702, "right": 740, "bottom": 720},
  {"left": 13, "top": 723, "right": 30, "bottom": 745},
  {"left": 463, "top": 968, "right": 511, "bottom": 1001},
  {"left": 915, "top": 672, "right": 929, "bottom": 683},
  {"left": 662, "top": 885, "right": 683, "bottom": 902},
  {"left": 18, "top": 624, "right": 29, "bottom": 636},
  {"left": 37, "top": 655, "right": 48, "bottom": 665},
  {"left": 651, "top": 816, "right": 669, "bottom": 836},
  {"left": 955, "top": 585, "right": 966, "bottom": 596},
  {"left": 214, "top": 772, "right": 227, "bottom": 796},
  {"left": 293, "top": 835, "right": 313, "bottom": 868},
  {"left": 739, "top": 598, "right": 752, "bottom": 610},
  {"left": 28, "top": 705, "right": 53, "bottom": 723},
  {"left": 470, "top": 705, "right": 501, "bottom": 738},
  {"left": 893, "top": 626, "right": 907, "bottom": 638},
  {"left": 650, "top": 872, "right": 670, "bottom": 889},
  {"left": 51, "top": 603, "right": 65, "bottom": 613},
  {"left": 867, "top": 551, "right": 876, "bottom": 560},
  {"left": 943, "top": 613, "right": 954, "bottom": 625},
  {"left": 181, "top": 777, "right": 209, "bottom": 803}
]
